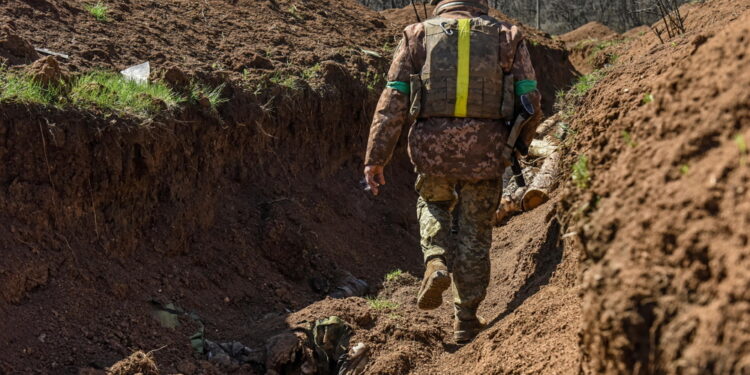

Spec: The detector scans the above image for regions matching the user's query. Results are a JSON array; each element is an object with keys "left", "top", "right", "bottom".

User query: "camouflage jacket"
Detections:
[{"left": 364, "top": 5, "right": 542, "bottom": 181}]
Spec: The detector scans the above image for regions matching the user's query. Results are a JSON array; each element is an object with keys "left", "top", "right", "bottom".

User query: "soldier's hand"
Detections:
[{"left": 364, "top": 165, "right": 386, "bottom": 196}]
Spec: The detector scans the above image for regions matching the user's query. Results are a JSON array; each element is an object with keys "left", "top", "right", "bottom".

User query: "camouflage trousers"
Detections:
[{"left": 415, "top": 175, "right": 501, "bottom": 321}]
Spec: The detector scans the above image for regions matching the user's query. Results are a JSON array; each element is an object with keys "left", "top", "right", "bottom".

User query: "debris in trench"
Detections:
[
  {"left": 497, "top": 116, "right": 568, "bottom": 223},
  {"left": 149, "top": 299, "right": 365, "bottom": 373},
  {"left": 329, "top": 273, "right": 369, "bottom": 299},
  {"left": 34, "top": 47, "right": 69, "bottom": 60},
  {"left": 106, "top": 350, "right": 159, "bottom": 375},
  {"left": 121, "top": 61, "right": 150, "bottom": 83}
]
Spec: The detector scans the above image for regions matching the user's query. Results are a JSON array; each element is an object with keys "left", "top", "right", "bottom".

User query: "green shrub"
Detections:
[{"left": 85, "top": 1, "right": 110, "bottom": 22}]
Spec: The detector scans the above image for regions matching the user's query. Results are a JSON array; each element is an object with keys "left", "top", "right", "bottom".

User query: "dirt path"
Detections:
[{"left": 286, "top": 199, "right": 582, "bottom": 375}]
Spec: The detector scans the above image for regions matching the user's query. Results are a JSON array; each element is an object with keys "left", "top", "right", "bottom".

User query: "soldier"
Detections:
[{"left": 363, "top": 0, "right": 542, "bottom": 343}]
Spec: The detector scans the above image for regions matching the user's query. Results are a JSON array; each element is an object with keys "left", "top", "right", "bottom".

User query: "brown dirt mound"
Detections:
[
  {"left": 0, "top": 0, "right": 391, "bottom": 80},
  {"left": 558, "top": 21, "right": 618, "bottom": 46},
  {"left": 379, "top": 4, "right": 579, "bottom": 115},
  {"left": 559, "top": 0, "right": 750, "bottom": 373}
]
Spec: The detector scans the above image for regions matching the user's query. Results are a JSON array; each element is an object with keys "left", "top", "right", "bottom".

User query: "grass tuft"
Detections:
[
  {"left": 85, "top": 1, "right": 110, "bottom": 22},
  {"left": 366, "top": 297, "right": 399, "bottom": 310},
  {"left": 572, "top": 154, "right": 591, "bottom": 189},
  {"left": 621, "top": 130, "right": 637, "bottom": 147},
  {"left": 571, "top": 71, "right": 603, "bottom": 98},
  {"left": 301, "top": 64, "right": 321, "bottom": 81},
  {"left": 189, "top": 82, "right": 228, "bottom": 110},
  {"left": 0, "top": 68, "right": 63, "bottom": 105},
  {"left": 384, "top": 269, "right": 404, "bottom": 282},
  {"left": 679, "top": 164, "right": 690, "bottom": 175},
  {"left": 70, "top": 72, "right": 184, "bottom": 117},
  {"left": 736, "top": 134, "right": 748, "bottom": 166}
]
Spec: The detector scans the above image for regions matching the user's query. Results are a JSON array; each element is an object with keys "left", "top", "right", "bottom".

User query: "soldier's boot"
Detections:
[
  {"left": 453, "top": 315, "right": 487, "bottom": 344},
  {"left": 416, "top": 258, "right": 451, "bottom": 310}
]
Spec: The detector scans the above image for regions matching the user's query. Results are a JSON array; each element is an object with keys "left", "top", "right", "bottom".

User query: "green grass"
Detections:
[
  {"left": 385, "top": 269, "right": 404, "bottom": 282},
  {"left": 287, "top": 5, "right": 302, "bottom": 20},
  {"left": 642, "top": 93, "right": 654, "bottom": 104},
  {"left": 621, "top": 131, "right": 637, "bottom": 147},
  {"left": 366, "top": 297, "right": 399, "bottom": 310},
  {"left": 736, "top": 134, "right": 747, "bottom": 166},
  {"left": 0, "top": 68, "right": 63, "bottom": 105},
  {"left": 0, "top": 68, "right": 229, "bottom": 118},
  {"left": 572, "top": 154, "right": 591, "bottom": 189},
  {"left": 301, "top": 64, "right": 321, "bottom": 81},
  {"left": 85, "top": 1, "right": 110, "bottom": 22},
  {"left": 571, "top": 71, "right": 603, "bottom": 98},
  {"left": 189, "top": 81, "right": 228, "bottom": 110},
  {"left": 70, "top": 72, "right": 184, "bottom": 117},
  {"left": 269, "top": 71, "right": 299, "bottom": 89},
  {"left": 679, "top": 164, "right": 690, "bottom": 175}
]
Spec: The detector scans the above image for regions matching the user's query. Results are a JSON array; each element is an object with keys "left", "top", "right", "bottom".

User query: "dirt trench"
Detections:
[{"left": 0, "top": 72, "right": 425, "bottom": 374}]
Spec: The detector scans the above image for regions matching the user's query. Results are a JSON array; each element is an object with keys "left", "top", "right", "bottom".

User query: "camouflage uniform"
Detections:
[{"left": 365, "top": 1, "right": 541, "bottom": 321}]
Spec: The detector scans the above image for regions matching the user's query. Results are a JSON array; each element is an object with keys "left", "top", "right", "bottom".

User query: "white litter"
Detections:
[{"left": 120, "top": 61, "right": 150, "bottom": 84}]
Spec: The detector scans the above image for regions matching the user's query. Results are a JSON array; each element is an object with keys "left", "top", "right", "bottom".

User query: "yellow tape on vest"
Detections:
[{"left": 454, "top": 19, "right": 471, "bottom": 118}]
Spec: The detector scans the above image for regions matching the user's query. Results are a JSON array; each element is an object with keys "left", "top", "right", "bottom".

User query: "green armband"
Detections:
[
  {"left": 515, "top": 80, "right": 538, "bottom": 96},
  {"left": 386, "top": 81, "right": 410, "bottom": 95}
]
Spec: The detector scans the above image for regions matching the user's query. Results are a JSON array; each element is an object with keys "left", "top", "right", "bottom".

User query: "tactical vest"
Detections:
[{"left": 413, "top": 16, "right": 515, "bottom": 120}]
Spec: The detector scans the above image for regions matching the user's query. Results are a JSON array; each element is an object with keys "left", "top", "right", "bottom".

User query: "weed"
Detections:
[
  {"left": 366, "top": 297, "right": 399, "bottom": 310},
  {"left": 572, "top": 154, "right": 591, "bottom": 189},
  {"left": 530, "top": 39, "right": 540, "bottom": 47},
  {"left": 287, "top": 5, "right": 302, "bottom": 20},
  {"left": 735, "top": 134, "right": 748, "bottom": 153},
  {"left": 301, "top": 64, "right": 321, "bottom": 81},
  {"left": 735, "top": 134, "right": 747, "bottom": 166},
  {"left": 385, "top": 269, "right": 404, "bottom": 282},
  {"left": 85, "top": 1, "right": 110, "bottom": 22},
  {"left": 642, "top": 93, "right": 654, "bottom": 104},
  {"left": 269, "top": 71, "right": 299, "bottom": 89},
  {"left": 382, "top": 41, "right": 395, "bottom": 55},
  {"left": 679, "top": 164, "right": 690, "bottom": 175},
  {"left": 364, "top": 71, "right": 385, "bottom": 92},
  {"left": 189, "top": 81, "right": 227, "bottom": 110},
  {"left": 70, "top": 72, "right": 184, "bottom": 117},
  {"left": 621, "top": 130, "right": 637, "bottom": 147},
  {"left": 571, "top": 71, "right": 602, "bottom": 98},
  {"left": 0, "top": 68, "right": 63, "bottom": 105}
]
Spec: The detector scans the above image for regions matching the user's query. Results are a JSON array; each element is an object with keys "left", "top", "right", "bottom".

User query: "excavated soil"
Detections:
[
  {"left": 380, "top": 4, "right": 579, "bottom": 115},
  {"left": 558, "top": 21, "right": 618, "bottom": 46},
  {"left": 558, "top": 21, "right": 622, "bottom": 74},
  {"left": 559, "top": 0, "right": 750, "bottom": 373},
  {"left": 0, "top": 0, "right": 392, "bottom": 81}
]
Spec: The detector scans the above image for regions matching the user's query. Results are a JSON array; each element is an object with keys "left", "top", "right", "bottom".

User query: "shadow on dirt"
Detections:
[{"left": 488, "top": 217, "right": 563, "bottom": 327}]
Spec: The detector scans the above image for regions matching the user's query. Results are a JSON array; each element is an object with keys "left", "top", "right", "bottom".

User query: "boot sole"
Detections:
[{"left": 417, "top": 270, "right": 451, "bottom": 310}]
